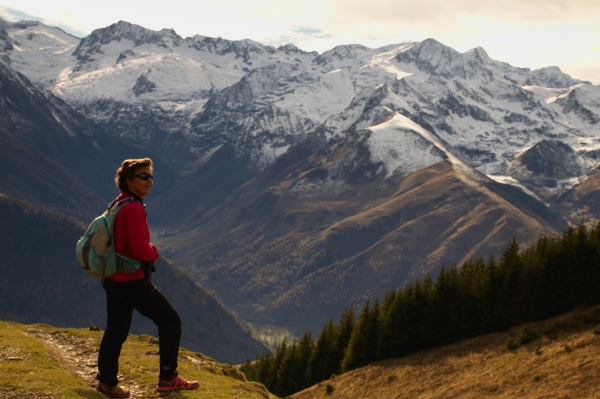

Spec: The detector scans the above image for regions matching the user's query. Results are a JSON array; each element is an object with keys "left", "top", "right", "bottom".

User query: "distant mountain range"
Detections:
[{"left": 0, "top": 17, "right": 598, "bottom": 335}]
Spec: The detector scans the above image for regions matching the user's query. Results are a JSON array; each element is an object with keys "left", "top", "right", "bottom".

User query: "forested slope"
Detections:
[{"left": 242, "top": 222, "right": 600, "bottom": 397}]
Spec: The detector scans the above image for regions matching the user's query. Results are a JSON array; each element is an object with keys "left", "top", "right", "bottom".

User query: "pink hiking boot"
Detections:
[{"left": 157, "top": 375, "right": 200, "bottom": 392}]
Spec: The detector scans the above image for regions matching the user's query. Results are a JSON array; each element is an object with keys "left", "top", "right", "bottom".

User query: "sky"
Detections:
[{"left": 1, "top": 0, "right": 599, "bottom": 84}]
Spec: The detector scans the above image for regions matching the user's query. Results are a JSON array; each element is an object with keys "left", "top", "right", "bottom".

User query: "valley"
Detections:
[{"left": 0, "top": 15, "right": 599, "bottom": 346}]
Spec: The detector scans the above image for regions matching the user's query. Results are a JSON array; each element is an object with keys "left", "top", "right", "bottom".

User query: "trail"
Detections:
[{"left": 26, "top": 327, "right": 161, "bottom": 398}]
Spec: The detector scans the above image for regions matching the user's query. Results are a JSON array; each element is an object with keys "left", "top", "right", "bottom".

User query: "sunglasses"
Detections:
[{"left": 134, "top": 173, "right": 154, "bottom": 180}]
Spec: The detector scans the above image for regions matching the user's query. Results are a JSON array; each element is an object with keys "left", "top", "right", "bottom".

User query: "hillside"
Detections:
[
  {"left": 292, "top": 306, "right": 600, "bottom": 399},
  {"left": 157, "top": 156, "right": 561, "bottom": 334},
  {"left": 0, "top": 126, "right": 105, "bottom": 221},
  {"left": 3, "top": 306, "right": 599, "bottom": 398},
  {"left": 0, "top": 194, "right": 268, "bottom": 364},
  {"left": 2, "top": 17, "right": 600, "bottom": 349},
  {"left": 0, "top": 320, "right": 275, "bottom": 399},
  {"left": 557, "top": 172, "right": 600, "bottom": 226}
]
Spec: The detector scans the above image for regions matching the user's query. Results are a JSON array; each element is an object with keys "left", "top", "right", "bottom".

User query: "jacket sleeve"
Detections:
[{"left": 120, "top": 202, "right": 159, "bottom": 262}]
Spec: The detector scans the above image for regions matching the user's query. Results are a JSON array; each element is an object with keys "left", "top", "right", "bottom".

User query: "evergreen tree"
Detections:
[
  {"left": 588, "top": 223, "right": 600, "bottom": 303},
  {"left": 489, "top": 238, "right": 523, "bottom": 329},
  {"left": 455, "top": 259, "right": 487, "bottom": 338},
  {"left": 275, "top": 339, "right": 298, "bottom": 397},
  {"left": 341, "top": 300, "right": 374, "bottom": 372},
  {"left": 332, "top": 306, "right": 355, "bottom": 374},
  {"left": 264, "top": 338, "right": 288, "bottom": 392},
  {"left": 307, "top": 319, "right": 336, "bottom": 385},
  {"left": 254, "top": 352, "right": 274, "bottom": 388},
  {"left": 296, "top": 331, "right": 314, "bottom": 388},
  {"left": 431, "top": 266, "right": 460, "bottom": 343}
]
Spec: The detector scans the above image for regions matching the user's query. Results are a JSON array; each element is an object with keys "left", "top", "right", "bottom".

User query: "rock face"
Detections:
[{"left": 509, "top": 140, "right": 582, "bottom": 184}]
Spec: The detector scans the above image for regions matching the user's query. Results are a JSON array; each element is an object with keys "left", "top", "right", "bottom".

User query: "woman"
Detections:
[{"left": 96, "top": 158, "right": 199, "bottom": 398}]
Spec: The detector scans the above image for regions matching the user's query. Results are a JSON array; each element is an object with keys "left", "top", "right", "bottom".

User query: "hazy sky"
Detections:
[{"left": 1, "top": 0, "right": 599, "bottom": 84}]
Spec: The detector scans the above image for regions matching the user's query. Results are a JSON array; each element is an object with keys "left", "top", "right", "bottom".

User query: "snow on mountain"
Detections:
[
  {"left": 366, "top": 112, "right": 486, "bottom": 184},
  {"left": 366, "top": 113, "right": 448, "bottom": 176},
  {"left": 0, "top": 19, "right": 79, "bottom": 88},
  {"left": 1, "top": 18, "right": 599, "bottom": 197}
]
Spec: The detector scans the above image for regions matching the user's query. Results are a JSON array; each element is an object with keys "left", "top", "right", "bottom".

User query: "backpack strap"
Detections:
[{"left": 110, "top": 196, "right": 146, "bottom": 274}]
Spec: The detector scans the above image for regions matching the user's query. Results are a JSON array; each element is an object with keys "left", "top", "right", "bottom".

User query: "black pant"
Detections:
[{"left": 97, "top": 278, "right": 182, "bottom": 385}]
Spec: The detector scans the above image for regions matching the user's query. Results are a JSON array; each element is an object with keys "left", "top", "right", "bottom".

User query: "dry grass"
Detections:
[{"left": 293, "top": 307, "right": 600, "bottom": 399}]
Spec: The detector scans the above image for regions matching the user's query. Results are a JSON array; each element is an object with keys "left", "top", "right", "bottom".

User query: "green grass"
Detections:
[
  {"left": 0, "top": 321, "right": 276, "bottom": 399},
  {"left": 0, "top": 321, "right": 90, "bottom": 398}
]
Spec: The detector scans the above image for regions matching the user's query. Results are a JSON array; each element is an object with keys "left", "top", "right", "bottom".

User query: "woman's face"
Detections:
[{"left": 126, "top": 165, "right": 153, "bottom": 199}]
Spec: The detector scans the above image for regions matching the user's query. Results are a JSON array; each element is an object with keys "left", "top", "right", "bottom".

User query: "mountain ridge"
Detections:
[
  {"left": 2, "top": 18, "right": 597, "bottom": 181},
  {"left": 1, "top": 17, "right": 599, "bottom": 336}
]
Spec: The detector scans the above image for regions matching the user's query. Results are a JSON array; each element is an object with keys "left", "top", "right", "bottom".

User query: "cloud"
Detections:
[{"left": 292, "top": 27, "right": 331, "bottom": 38}]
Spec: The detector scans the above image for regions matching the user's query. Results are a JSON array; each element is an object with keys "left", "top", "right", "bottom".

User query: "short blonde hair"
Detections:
[{"left": 114, "top": 158, "right": 153, "bottom": 192}]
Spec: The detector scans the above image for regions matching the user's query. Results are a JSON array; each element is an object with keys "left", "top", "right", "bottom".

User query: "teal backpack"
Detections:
[{"left": 76, "top": 198, "right": 142, "bottom": 282}]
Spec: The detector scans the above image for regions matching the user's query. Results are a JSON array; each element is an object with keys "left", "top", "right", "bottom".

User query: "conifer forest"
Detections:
[{"left": 241, "top": 223, "right": 600, "bottom": 398}]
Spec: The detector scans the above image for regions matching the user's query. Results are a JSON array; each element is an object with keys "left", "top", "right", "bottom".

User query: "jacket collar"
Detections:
[{"left": 117, "top": 191, "right": 144, "bottom": 204}]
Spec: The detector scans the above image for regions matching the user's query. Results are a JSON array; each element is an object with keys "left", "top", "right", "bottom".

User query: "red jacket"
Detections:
[{"left": 109, "top": 192, "right": 159, "bottom": 281}]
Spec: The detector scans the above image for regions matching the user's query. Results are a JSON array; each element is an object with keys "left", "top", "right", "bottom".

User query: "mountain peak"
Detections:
[
  {"left": 509, "top": 139, "right": 582, "bottom": 182},
  {"left": 527, "top": 66, "right": 588, "bottom": 88},
  {"left": 76, "top": 20, "right": 183, "bottom": 51},
  {"left": 314, "top": 44, "right": 374, "bottom": 67},
  {"left": 395, "top": 39, "right": 462, "bottom": 77},
  {"left": 189, "top": 35, "right": 274, "bottom": 62},
  {"left": 464, "top": 46, "right": 492, "bottom": 63},
  {"left": 409, "top": 38, "right": 457, "bottom": 55}
]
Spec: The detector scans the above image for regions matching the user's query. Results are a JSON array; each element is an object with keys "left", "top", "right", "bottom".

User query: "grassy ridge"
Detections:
[
  {"left": 0, "top": 320, "right": 276, "bottom": 399},
  {"left": 292, "top": 305, "right": 600, "bottom": 399}
]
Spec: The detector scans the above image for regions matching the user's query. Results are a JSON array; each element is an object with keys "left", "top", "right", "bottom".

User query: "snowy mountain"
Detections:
[
  {"left": 2, "top": 20, "right": 598, "bottom": 182},
  {"left": 2, "top": 17, "right": 599, "bottom": 333}
]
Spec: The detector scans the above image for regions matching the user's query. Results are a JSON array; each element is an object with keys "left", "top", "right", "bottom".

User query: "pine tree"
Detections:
[
  {"left": 588, "top": 223, "right": 600, "bottom": 303},
  {"left": 431, "top": 266, "right": 459, "bottom": 343},
  {"left": 296, "top": 331, "right": 314, "bottom": 389},
  {"left": 307, "top": 319, "right": 336, "bottom": 385},
  {"left": 341, "top": 300, "right": 373, "bottom": 372},
  {"left": 275, "top": 339, "right": 298, "bottom": 397},
  {"left": 333, "top": 306, "right": 355, "bottom": 374},
  {"left": 494, "top": 238, "right": 523, "bottom": 328},
  {"left": 455, "top": 260, "right": 487, "bottom": 338},
  {"left": 264, "top": 338, "right": 288, "bottom": 392}
]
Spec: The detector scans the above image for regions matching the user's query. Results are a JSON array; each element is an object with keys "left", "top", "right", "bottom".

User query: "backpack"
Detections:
[{"left": 76, "top": 197, "right": 142, "bottom": 282}]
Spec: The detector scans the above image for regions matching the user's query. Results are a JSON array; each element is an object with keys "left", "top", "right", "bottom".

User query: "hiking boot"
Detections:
[
  {"left": 157, "top": 375, "right": 200, "bottom": 392},
  {"left": 96, "top": 382, "right": 130, "bottom": 398}
]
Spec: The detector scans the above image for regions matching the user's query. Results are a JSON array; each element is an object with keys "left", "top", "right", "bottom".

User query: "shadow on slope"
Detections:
[
  {"left": 0, "top": 195, "right": 268, "bottom": 363},
  {"left": 159, "top": 150, "right": 561, "bottom": 334}
]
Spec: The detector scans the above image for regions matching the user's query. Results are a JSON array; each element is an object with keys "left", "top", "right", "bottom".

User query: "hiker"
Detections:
[{"left": 96, "top": 158, "right": 199, "bottom": 398}]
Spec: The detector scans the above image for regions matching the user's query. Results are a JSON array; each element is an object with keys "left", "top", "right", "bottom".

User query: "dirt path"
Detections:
[{"left": 27, "top": 327, "right": 161, "bottom": 398}]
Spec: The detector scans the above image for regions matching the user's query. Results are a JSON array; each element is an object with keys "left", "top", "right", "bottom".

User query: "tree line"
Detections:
[{"left": 241, "top": 222, "right": 600, "bottom": 397}]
